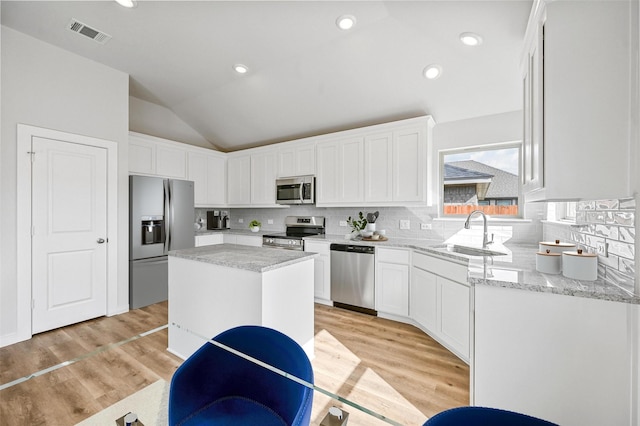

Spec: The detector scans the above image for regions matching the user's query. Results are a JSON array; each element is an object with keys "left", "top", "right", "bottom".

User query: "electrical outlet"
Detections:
[
  {"left": 421, "top": 223, "right": 432, "bottom": 230},
  {"left": 267, "top": 219, "right": 274, "bottom": 225},
  {"left": 400, "top": 220, "right": 410, "bottom": 230},
  {"left": 238, "top": 218, "right": 244, "bottom": 223},
  {"left": 596, "top": 241, "right": 608, "bottom": 257},
  {"left": 339, "top": 220, "right": 348, "bottom": 227}
]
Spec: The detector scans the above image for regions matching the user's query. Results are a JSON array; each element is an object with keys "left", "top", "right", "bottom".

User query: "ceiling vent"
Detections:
[{"left": 67, "top": 19, "right": 112, "bottom": 44}]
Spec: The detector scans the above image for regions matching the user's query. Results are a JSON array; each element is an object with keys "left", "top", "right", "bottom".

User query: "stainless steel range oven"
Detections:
[{"left": 262, "top": 216, "right": 325, "bottom": 251}]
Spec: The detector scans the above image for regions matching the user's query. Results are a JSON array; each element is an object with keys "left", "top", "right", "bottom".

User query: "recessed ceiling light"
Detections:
[
  {"left": 336, "top": 15, "right": 356, "bottom": 30},
  {"left": 114, "top": 0, "right": 137, "bottom": 8},
  {"left": 423, "top": 64, "right": 442, "bottom": 80},
  {"left": 233, "top": 64, "right": 249, "bottom": 74},
  {"left": 460, "top": 32, "right": 483, "bottom": 46}
]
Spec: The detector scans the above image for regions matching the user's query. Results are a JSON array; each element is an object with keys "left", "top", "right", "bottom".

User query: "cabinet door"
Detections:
[
  {"left": 278, "top": 142, "right": 315, "bottom": 177},
  {"left": 305, "top": 241, "right": 331, "bottom": 300},
  {"left": 393, "top": 126, "right": 425, "bottom": 202},
  {"left": 188, "top": 152, "right": 208, "bottom": 205},
  {"left": 376, "top": 262, "right": 409, "bottom": 316},
  {"left": 206, "top": 155, "right": 226, "bottom": 205},
  {"left": 129, "top": 137, "right": 156, "bottom": 175},
  {"left": 410, "top": 267, "right": 438, "bottom": 331},
  {"left": 522, "top": 21, "right": 544, "bottom": 195},
  {"left": 364, "top": 132, "right": 393, "bottom": 202},
  {"left": 195, "top": 234, "right": 224, "bottom": 247},
  {"left": 227, "top": 155, "right": 251, "bottom": 205},
  {"left": 316, "top": 137, "right": 364, "bottom": 204},
  {"left": 439, "top": 277, "right": 470, "bottom": 358},
  {"left": 235, "top": 235, "right": 262, "bottom": 247},
  {"left": 251, "top": 151, "right": 277, "bottom": 205},
  {"left": 156, "top": 144, "right": 187, "bottom": 179}
]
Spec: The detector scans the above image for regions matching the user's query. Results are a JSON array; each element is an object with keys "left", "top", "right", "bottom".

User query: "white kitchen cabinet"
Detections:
[
  {"left": 375, "top": 248, "right": 410, "bottom": 317},
  {"left": 222, "top": 233, "right": 262, "bottom": 247},
  {"left": 364, "top": 132, "right": 393, "bottom": 202},
  {"left": 227, "top": 154, "right": 251, "bottom": 205},
  {"left": 393, "top": 125, "right": 426, "bottom": 202},
  {"left": 316, "top": 136, "right": 364, "bottom": 205},
  {"left": 474, "top": 285, "right": 635, "bottom": 426},
  {"left": 522, "top": 1, "right": 632, "bottom": 201},
  {"left": 410, "top": 266, "right": 437, "bottom": 332},
  {"left": 188, "top": 150, "right": 226, "bottom": 207},
  {"left": 251, "top": 150, "right": 278, "bottom": 205},
  {"left": 411, "top": 251, "right": 470, "bottom": 362},
  {"left": 129, "top": 135, "right": 156, "bottom": 175},
  {"left": 195, "top": 233, "right": 224, "bottom": 247},
  {"left": 304, "top": 240, "right": 331, "bottom": 303},
  {"left": 227, "top": 148, "right": 280, "bottom": 207},
  {"left": 317, "top": 116, "right": 433, "bottom": 207},
  {"left": 129, "top": 132, "right": 186, "bottom": 179},
  {"left": 235, "top": 234, "right": 262, "bottom": 247},
  {"left": 278, "top": 140, "right": 315, "bottom": 177}
]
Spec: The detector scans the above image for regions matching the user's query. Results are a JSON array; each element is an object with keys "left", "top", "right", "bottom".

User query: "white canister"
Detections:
[
  {"left": 562, "top": 250, "right": 598, "bottom": 281},
  {"left": 365, "top": 222, "right": 376, "bottom": 232},
  {"left": 536, "top": 251, "right": 562, "bottom": 274},
  {"left": 539, "top": 240, "right": 576, "bottom": 254}
]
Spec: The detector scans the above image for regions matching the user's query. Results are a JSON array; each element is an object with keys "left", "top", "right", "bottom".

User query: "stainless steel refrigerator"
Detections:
[{"left": 129, "top": 175, "right": 194, "bottom": 309}]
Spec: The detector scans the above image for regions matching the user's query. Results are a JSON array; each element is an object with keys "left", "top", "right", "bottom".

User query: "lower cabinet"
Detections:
[
  {"left": 304, "top": 240, "right": 331, "bottom": 303},
  {"left": 375, "top": 248, "right": 410, "bottom": 317},
  {"left": 195, "top": 233, "right": 262, "bottom": 247},
  {"left": 195, "top": 233, "right": 224, "bottom": 247},
  {"left": 411, "top": 251, "right": 470, "bottom": 362}
]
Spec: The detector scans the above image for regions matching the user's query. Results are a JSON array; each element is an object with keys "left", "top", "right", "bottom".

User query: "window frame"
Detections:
[{"left": 439, "top": 141, "right": 523, "bottom": 218}]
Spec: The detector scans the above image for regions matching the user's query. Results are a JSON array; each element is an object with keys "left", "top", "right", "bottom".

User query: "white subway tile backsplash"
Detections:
[{"left": 545, "top": 197, "right": 636, "bottom": 291}]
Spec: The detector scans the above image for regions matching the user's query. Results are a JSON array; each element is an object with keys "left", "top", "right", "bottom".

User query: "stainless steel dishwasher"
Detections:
[{"left": 330, "top": 243, "right": 376, "bottom": 315}]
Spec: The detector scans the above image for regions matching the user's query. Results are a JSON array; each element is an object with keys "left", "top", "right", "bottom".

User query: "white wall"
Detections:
[
  {"left": 0, "top": 26, "right": 129, "bottom": 344},
  {"left": 129, "top": 96, "right": 218, "bottom": 150}
]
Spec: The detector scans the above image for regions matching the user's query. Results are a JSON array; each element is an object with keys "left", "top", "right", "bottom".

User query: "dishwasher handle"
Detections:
[{"left": 330, "top": 243, "right": 375, "bottom": 255}]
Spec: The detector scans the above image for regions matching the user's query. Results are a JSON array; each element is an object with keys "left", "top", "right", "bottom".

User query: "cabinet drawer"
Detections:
[
  {"left": 376, "top": 247, "right": 410, "bottom": 264},
  {"left": 304, "top": 240, "right": 330, "bottom": 255},
  {"left": 413, "top": 252, "right": 468, "bottom": 284}
]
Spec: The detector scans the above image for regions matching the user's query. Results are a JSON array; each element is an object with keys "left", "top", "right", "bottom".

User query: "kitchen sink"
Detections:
[{"left": 446, "top": 244, "right": 507, "bottom": 257}]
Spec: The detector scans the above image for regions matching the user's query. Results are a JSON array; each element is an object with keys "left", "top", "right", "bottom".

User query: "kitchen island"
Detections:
[{"left": 167, "top": 244, "right": 316, "bottom": 360}]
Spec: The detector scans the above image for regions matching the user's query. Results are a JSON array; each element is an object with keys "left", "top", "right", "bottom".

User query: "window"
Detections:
[{"left": 441, "top": 144, "right": 521, "bottom": 217}]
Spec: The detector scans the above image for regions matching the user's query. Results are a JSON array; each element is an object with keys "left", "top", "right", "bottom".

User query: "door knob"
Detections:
[{"left": 97, "top": 238, "right": 106, "bottom": 244}]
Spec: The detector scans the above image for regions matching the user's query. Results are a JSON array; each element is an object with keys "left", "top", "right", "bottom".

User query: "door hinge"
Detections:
[
  {"left": 27, "top": 151, "right": 35, "bottom": 163},
  {"left": 31, "top": 226, "right": 35, "bottom": 237}
]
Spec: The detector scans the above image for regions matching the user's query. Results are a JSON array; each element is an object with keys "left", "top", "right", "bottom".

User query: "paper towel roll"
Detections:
[{"left": 562, "top": 250, "right": 598, "bottom": 281}]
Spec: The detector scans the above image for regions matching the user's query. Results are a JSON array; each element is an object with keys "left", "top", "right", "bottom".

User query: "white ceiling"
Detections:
[{"left": 1, "top": 0, "right": 532, "bottom": 151}]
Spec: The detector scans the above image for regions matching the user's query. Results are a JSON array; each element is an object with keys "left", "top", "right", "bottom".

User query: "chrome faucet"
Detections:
[{"left": 464, "top": 210, "right": 493, "bottom": 248}]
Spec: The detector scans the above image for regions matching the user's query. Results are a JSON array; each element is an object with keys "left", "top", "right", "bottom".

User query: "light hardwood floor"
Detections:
[{"left": 0, "top": 302, "right": 469, "bottom": 425}]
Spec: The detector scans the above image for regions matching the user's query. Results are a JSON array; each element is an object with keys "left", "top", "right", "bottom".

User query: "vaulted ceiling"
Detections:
[{"left": 2, "top": 1, "right": 532, "bottom": 151}]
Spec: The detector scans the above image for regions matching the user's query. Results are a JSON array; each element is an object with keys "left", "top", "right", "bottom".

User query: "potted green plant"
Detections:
[
  {"left": 249, "top": 219, "right": 261, "bottom": 232},
  {"left": 347, "top": 212, "right": 367, "bottom": 237}
]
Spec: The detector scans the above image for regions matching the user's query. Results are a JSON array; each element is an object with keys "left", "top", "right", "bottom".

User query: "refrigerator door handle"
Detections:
[{"left": 164, "top": 179, "right": 172, "bottom": 253}]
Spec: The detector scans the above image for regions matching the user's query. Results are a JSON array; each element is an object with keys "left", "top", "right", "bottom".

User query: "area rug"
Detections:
[{"left": 76, "top": 379, "right": 169, "bottom": 425}]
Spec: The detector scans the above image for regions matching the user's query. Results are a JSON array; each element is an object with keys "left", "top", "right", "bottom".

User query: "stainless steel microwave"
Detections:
[{"left": 276, "top": 176, "right": 315, "bottom": 205}]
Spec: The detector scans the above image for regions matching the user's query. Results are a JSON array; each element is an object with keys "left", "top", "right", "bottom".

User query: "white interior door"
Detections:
[{"left": 31, "top": 136, "right": 108, "bottom": 334}]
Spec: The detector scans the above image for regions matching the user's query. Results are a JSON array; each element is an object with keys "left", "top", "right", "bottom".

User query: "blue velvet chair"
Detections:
[
  {"left": 423, "top": 407, "right": 559, "bottom": 426},
  {"left": 169, "top": 325, "right": 314, "bottom": 426}
]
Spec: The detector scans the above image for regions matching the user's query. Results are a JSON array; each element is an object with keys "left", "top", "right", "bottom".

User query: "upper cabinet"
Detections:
[
  {"left": 129, "top": 132, "right": 187, "bottom": 179},
  {"left": 316, "top": 116, "right": 433, "bottom": 207},
  {"left": 316, "top": 136, "right": 365, "bottom": 205},
  {"left": 187, "top": 149, "right": 226, "bottom": 207},
  {"left": 227, "top": 147, "right": 280, "bottom": 207},
  {"left": 278, "top": 140, "right": 315, "bottom": 177},
  {"left": 522, "top": 0, "right": 633, "bottom": 201}
]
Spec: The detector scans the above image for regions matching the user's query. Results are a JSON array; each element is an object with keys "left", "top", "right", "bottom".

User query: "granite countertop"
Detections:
[
  {"left": 169, "top": 244, "right": 316, "bottom": 273},
  {"left": 305, "top": 234, "right": 640, "bottom": 305}
]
